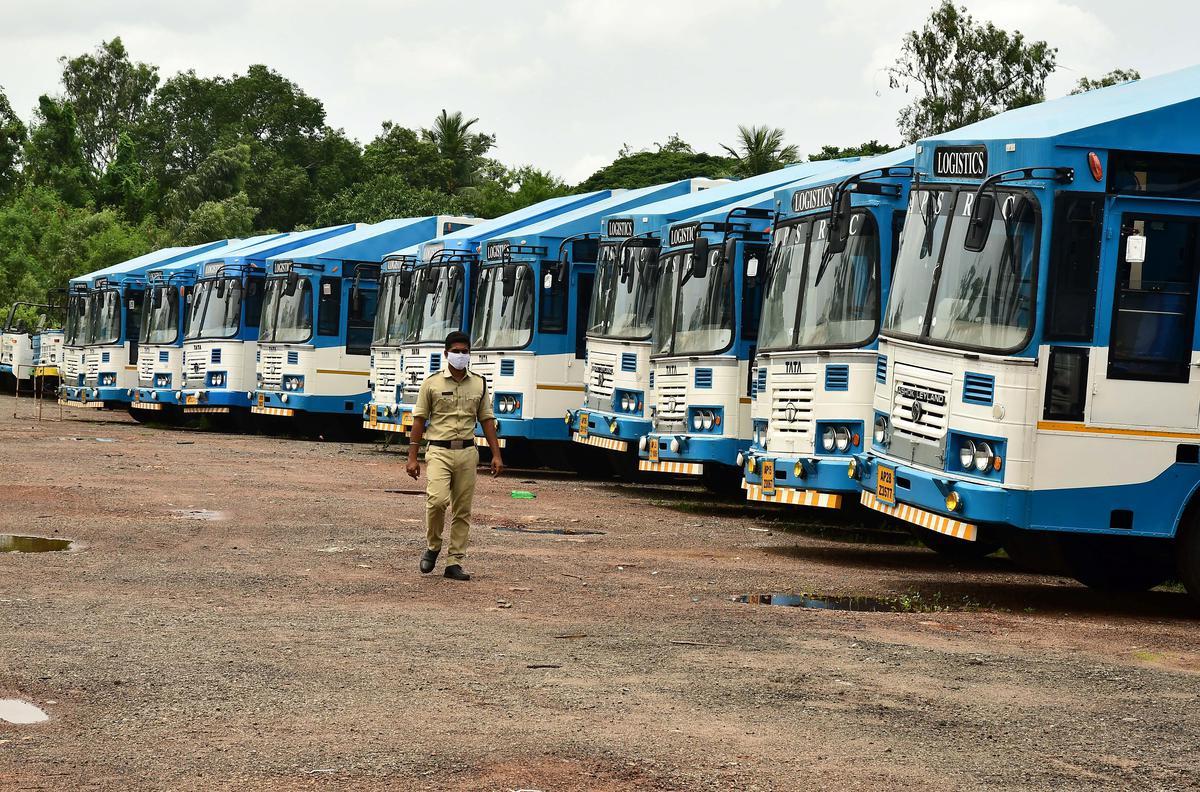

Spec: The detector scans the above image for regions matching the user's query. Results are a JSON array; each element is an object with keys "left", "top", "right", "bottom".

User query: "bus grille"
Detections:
[
  {"left": 183, "top": 347, "right": 209, "bottom": 386},
  {"left": 891, "top": 364, "right": 951, "bottom": 443},
  {"left": 655, "top": 372, "right": 688, "bottom": 426},
  {"left": 769, "top": 377, "right": 816, "bottom": 437},
  {"left": 260, "top": 348, "right": 285, "bottom": 388}
]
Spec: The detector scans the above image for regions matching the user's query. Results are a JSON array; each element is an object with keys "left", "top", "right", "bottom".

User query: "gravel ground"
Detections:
[{"left": 1, "top": 401, "right": 1198, "bottom": 791}]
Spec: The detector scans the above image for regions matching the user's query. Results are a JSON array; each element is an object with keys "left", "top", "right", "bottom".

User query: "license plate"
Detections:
[
  {"left": 402, "top": 411, "right": 414, "bottom": 428},
  {"left": 579, "top": 411, "right": 589, "bottom": 438},
  {"left": 761, "top": 459, "right": 776, "bottom": 497},
  {"left": 257, "top": 392, "right": 265, "bottom": 408},
  {"left": 648, "top": 437, "right": 659, "bottom": 462},
  {"left": 185, "top": 394, "right": 199, "bottom": 405},
  {"left": 369, "top": 404, "right": 377, "bottom": 427},
  {"left": 876, "top": 465, "right": 896, "bottom": 506}
]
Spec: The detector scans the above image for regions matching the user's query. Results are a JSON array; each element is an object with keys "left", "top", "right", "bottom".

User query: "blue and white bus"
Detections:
[
  {"left": 852, "top": 67, "right": 1200, "bottom": 596},
  {"left": 252, "top": 217, "right": 470, "bottom": 430},
  {"left": 739, "top": 149, "right": 916, "bottom": 512},
  {"left": 466, "top": 182, "right": 711, "bottom": 462},
  {"left": 178, "top": 226, "right": 354, "bottom": 421},
  {"left": 569, "top": 167, "right": 840, "bottom": 471},
  {"left": 2, "top": 299, "right": 61, "bottom": 389},
  {"left": 365, "top": 193, "right": 611, "bottom": 436},
  {"left": 59, "top": 243, "right": 227, "bottom": 409}
]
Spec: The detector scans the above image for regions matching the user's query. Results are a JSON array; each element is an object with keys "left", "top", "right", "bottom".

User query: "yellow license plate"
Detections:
[
  {"left": 402, "top": 411, "right": 414, "bottom": 428},
  {"left": 257, "top": 392, "right": 265, "bottom": 408},
  {"left": 762, "top": 459, "right": 776, "bottom": 496},
  {"left": 369, "top": 404, "right": 377, "bottom": 427},
  {"left": 579, "top": 411, "right": 589, "bottom": 438},
  {"left": 185, "top": 394, "right": 199, "bottom": 405},
  {"left": 876, "top": 465, "right": 896, "bottom": 506},
  {"left": 648, "top": 437, "right": 659, "bottom": 463}
]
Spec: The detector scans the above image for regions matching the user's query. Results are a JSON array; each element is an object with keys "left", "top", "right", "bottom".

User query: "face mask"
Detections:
[{"left": 447, "top": 351, "right": 471, "bottom": 370}]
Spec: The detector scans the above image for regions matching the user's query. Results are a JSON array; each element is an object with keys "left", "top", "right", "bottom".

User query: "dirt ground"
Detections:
[{"left": 1, "top": 399, "right": 1199, "bottom": 791}]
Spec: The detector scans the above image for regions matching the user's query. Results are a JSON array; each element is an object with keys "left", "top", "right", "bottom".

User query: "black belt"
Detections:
[{"left": 428, "top": 439, "right": 474, "bottom": 449}]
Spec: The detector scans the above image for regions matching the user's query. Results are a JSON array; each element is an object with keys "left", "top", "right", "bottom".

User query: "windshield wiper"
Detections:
[{"left": 919, "top": 192, "right": 938, "bottom": 258}]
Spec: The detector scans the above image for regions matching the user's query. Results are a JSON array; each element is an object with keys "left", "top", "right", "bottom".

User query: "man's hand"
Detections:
[
  {"left": 490, "top": 454, "right": 505, "bottom": 477},
  {"left": 406, "top": 458, "right": 421, "bottom": 480}
]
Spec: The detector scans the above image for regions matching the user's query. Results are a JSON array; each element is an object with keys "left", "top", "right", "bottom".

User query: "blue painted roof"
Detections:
[
  {"left": 390, "top": 192, "right": 612, "bottom": 260},
  {"left": 928, "top": 65, "right": 1200, "bottom": 154},
  {"left": 268, "top": 217, "right": 445, "bottom": 266},
  {"left": 150, "top": 240, "right": 240, "bottom": 275},
  {"left": 606, "top": 163, "right": 849, "bottom": 235},
  {"left": 72, "top": 240, "right": 229, "bottom": 286},
  {"left": 202, "top": 225, "right": 355, "bottom": 267},
  {"left": 487, "top": 180, "right": 715, "bottom": 250},
  {"left": 774, "top": 147, "right": 916, "bottom": 214}
]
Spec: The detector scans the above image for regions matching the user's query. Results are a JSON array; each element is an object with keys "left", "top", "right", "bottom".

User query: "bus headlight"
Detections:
[
  {"left": 692, "top": 413, "right": 703, "bottom": 431},
  {"left": 282, "top": 375, "right": 304, "bottom": 392},
  {"left": 973, "top": 441, "right": 994, "bottom": 473},
  {"left": 701, "top": 412, "right": 713, "bottom": 431},
  {"left": 821, "top": 426, "right": 836, "bottom": 452},
  {"left": 945, "top": 490, "right": 963, "bottom": 512},
  {"left": 873, "top": 414, "right": 890, "bottom": 445},
  {"left": 834, "top": 426, "right": 850, "bottom": 452},
  {"left": 638, "top": 436, "right": 648, "bottom": 451},
  {"left": 669, "top": 437, "right": 681, "bottom": 453},
  {"left": 959, "top": 438, "right": 976, "bottom": 470}
]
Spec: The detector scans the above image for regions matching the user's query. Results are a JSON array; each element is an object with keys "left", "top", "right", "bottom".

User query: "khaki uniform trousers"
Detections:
[{"left": 425, "top": 445, "right": 478, "bottom": 565}]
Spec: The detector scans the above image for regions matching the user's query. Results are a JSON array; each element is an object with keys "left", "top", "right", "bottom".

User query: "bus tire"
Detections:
[
  {"left": 1178, "top": 516, "right": 1200, "bottom": 605},
  {"left": 911, "top": 525, "right": 1000, "bottom": 560},
  {"left": 1062, "top": 535, "right": 1172, "bottom": 593}
]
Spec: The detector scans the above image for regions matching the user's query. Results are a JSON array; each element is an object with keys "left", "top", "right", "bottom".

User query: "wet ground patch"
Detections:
[
  {"left": 491, "top": 524, "right": 605, "bottom": 536},
  {"left": 733, "top": 590, "right": 982, "bottom": 613},
  {"left": 0, "top": 534, "right": 73, "bottom": 553},
  {"left": 0, "top": 699, "right": 49, "bottom": 724}
]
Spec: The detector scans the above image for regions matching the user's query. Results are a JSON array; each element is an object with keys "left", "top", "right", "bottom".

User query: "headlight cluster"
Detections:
[
  {"left": 959, "top": 438, "right": 996, "bottom": 473},
  {"left": 820, "top": 424, "right": 858, "bottom": 454},
  {"left": 690, "top": 408, "right": 720, "bottom": 432},
  {"left": 208, "top": 371, "right": 228, "bottom": 387},
  {"left": 497, "top": 394, "right": 521, "bottom": 414},
  {"left": 99, "top": 373, "right": 116, "bottom": 386},
  {"left": 873, "top": 414, "right": 891, "bottom": 446},
  {"left": 751, "top": 422, "right": 768, "bottom": 447},
  {"left": 616, "top": 392, "right": 642, "bottom": 413},
  {"left": 282, "top": 375, "right": 304, "bottom": 391},
  {"left": 154, "top": 373, "right": 171, "bottom": 388}
]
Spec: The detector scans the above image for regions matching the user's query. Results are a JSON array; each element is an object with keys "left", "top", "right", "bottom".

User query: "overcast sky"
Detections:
[{"left": 1, "top": 0, "right": 1197, "bottom": 183}]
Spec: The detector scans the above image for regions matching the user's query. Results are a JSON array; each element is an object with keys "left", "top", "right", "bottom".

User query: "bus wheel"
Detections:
[
  {"left": 1063, "top": 535, "right": 1172, "bottom": 593},
  {"left": 702, "top": 465, "right": 743, "bottom": 496},
  {"left": 912, "top": 526, "right": 1000, "bottom": 560},
  {"left": 1177, "top": 518, "right": 1200, "bottom": 605}
]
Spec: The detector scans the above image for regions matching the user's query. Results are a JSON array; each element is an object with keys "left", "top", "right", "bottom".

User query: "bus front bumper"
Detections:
[
  {"left": 58, "top": 385, "right": 128, "bottom": 408},
  {"left": 362, "top": 402, "right": 414, "bottom": 432},
  {"left": 567, "top": 408, "right": 648, "bottom": 454},
  {"left": 637, "top": 434, "right": 743, "bottom": 476},
  {"left": 740, "top": 449, "right": 857, "bottom": 509}
]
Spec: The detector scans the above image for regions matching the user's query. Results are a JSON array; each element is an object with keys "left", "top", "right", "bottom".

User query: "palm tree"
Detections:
[
  {"left": 721, "top": 125, "right": 800, "bottom": 177},
  {"left": 424, "top": 110, "right": 494, "bottom": 192}
]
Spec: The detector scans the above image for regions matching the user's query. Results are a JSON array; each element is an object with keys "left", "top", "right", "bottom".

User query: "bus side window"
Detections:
[
  {"left": 741, "top": 243, "right": 769, "bottom": 340},
  {"left": 539, "top": 262, "right": 567, "bottom": 334},
  {"left": 1108, "top": 216, "right": 1200, "bottom": 383},
  {"left": 245, "top": 277, "right": 265, "bottom": 328},
  {"left": 346, "top": 285, "right": 378, "bottom": 356},
  {"left": 1044, "top": 194, "right": 1103, "bottom": 342},
  {"left": 318, "top": 278, "right": 341, "bottom": 337}
]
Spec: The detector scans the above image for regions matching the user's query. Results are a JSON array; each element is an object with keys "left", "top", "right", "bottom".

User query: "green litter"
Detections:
[{"left": 510, "top": 490, "right": 536, "bottom": 499}]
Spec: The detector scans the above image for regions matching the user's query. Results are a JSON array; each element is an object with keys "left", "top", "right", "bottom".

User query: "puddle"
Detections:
[
  {"left": 733, "top": 593, "right": 911, "bottom": 612},
  {"left": 170, "top": 509, "right": 224, "bottom": 521},
  {"left": 491, "top": 524, "right": 605, "bottom": 536},
  {"left": 0, "top": 535, "right": 73, "bottom": 553},
  {"left": 0, "top": 700, "right": 49, "bottom": 724},
  {"left": 383, "top": 489, "right": 424, "bottom": 495}
]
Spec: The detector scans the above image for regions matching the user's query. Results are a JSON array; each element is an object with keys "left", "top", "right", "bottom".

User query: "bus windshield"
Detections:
[
  {"left": 651, "top": 252, "right": 686, "bottom": 355},
  {"left": 187, "top": 278, "right": 243, "bottom": 340},
  {"left": 883, "top": 187, "right": 1038, "bottom": 352},
  {"left": 140, "top": 285, "right": 181, "bottom": 345},
  {"left": 409, "top": 264, "right": 465, "bottom": 344},
  {"left": 654, "top": 248, "right": 733, "bottom": 356},
  {"left": 259, "top": 277, "right": 312, "bottom": 344},
  {"left": 374, "top": 272, "right": 409, "bottom": 346},
  {"left": 793, "top": 211, "right": 880, "bottom": 349},
  {"left": 588, "top": 244, "right": 660, "bottom": 340},
  {"left": 66, "top": 293, "right": 90, "bottom": 346},
  {"left": 89, "top": 289, "right": 122, "bottom": 345},
  {"left": 471, "top": 265, "right": 534, "bottom": 349},
  {"left": 758, "top": 222, "right": 812, "bottom": 350}
]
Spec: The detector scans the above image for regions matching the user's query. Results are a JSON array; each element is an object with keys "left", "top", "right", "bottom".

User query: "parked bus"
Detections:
[
  {"left": 1, "top": 300, "right": 61, "bottom": 390},
  {"left": 739, "top": 150, "right": 916, "bottom": 516},
  {"left": 59, "top": 243, "right": 227, "bottom": 409},
  {"left": 365, "top": 193, "right": 611, "bottom": 436},
  {"left": 178, "top": 227, "right": 355, "bottom": 422},
  {"left": 466, "top": 182, "right": 710, "bottom": 463},
  {"left": 252, "top": 217, "right": 470, "bottom": 431},
  {"left": 569, "top": 166, "right": 840, "bottom": 472},
  {"left": 851, "top": 67, "right": 1200, "bottom": 597}
]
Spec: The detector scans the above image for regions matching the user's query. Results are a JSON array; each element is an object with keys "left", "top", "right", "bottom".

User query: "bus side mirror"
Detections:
[
  {"left": 216, "top": 280, "right": 226, "bottom": 298},
  {"left": 501, "top": 264, "right": 517, "bottom": 298},
  {"left": 692, "top": 237, "right": 710, "bottom": 278},
  {"left": 399, "top": 271, "right": 413, "bottom": 296},
  {"left": 152, "top": 289, "right": 163, "bottom": 309},
  {"left": 723, "top": 237, "right": 737, "bottom": 266},
  {"left": 827, "top": 192, "right": 854, "bottom": 256},
  {"left": 350, "top": 285, "right": 362, "bottom": 313},
  {"left": 964, "top": 193, "right": 995, "bottom": 252}
]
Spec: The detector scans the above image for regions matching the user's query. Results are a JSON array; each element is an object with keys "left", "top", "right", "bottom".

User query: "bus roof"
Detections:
[
  {"left": 484, "top": 179, "right": 719, "bottom": 251},
  {"left": 267, "top": 216, "right": 456, "bottom": 268},
  {"left": 927, "top": 65, "right": 1200, "bottom": 155},
  {"left": 604, "top": 162, "right": 852, "bottom": 235},
  {"left": 70, "top": 240, "right": 229, "bottom": 287},
  {"left": 200, "top": 225, "right": 355, "bottom": 268},
  {"left": 773, "top": 147, "right": 916, "bottom": 216},
  {"left": 389, "top": 192, "right": 612, "bottom": 260}
]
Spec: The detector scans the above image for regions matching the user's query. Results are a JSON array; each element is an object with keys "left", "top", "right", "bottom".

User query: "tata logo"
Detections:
[
  {"left": 664, "top": 364, "right": 678, "bottom": 375},
  {"left": 668, "top": 224, "right": 698, "bottom": 248},
  {"left": 784, "top": 360, "right": 802, "bottom": 375},
  {"left": 895, "top": 384, "right": 947, "bottom": 406},
  {"left": 486, "top": 242, "right": 509, "bottom": 261},
  {"left": 933, "top": 145, "right": 988, "bottom": 179},
  {"left": 606, "top": 218, "right": 634, "bottom": 238},
  {"left": 790, "top": 184, "right": 837, "bottom": 214}
]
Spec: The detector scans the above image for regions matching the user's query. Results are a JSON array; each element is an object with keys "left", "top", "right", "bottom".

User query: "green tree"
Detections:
[
  {"left": 422, "top": 110, "right": 495, "bottom": 193},
  {"left": 313, "top": 180, "right": 465, "bottom": 226},
  {"left": 575, "top": 136, "right": 734, "bottom": 191},
  {"left": 810, "top": 140, "right": 895, "bottom": 161},
  {"left": 460, "top": 165, "right": 571, "bottom": 218},
  {"left": 888, "top": 0, "right": 1057, "bottom": 142},
  {"left": 721, "top": 125, "right": 799, "bottom": 177},
  {"left": 58, "top": 37, "right": 159, "bottom": 175},
  {"left": 97, "top": 132, "right": 158, "bottom": 219},
  {"left": 23, "top": 96, "right": 93, "bottom": 207},
  {"left": 173, "top": 193, "right": 259, "bottom": 245},
  {"left": 0, "top": 86, "right": 26, "bottom": 197},
  {"left": 1070, "top": 68, "right": 1141, "bottom": 95}
]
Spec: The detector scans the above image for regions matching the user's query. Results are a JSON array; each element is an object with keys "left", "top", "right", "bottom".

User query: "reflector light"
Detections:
[{"left": 1087, "top": 152, "right": 1103, "bottom": 182}]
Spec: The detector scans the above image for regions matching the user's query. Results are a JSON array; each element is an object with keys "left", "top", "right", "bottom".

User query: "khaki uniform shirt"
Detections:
[{"left": 413, "top": 367, "right": 495, "bottom": 441}]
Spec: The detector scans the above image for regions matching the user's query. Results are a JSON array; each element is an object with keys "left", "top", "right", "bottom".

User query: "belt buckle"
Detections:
[{"left": 450, "top": 439, "right": 466, "bottom": 450}]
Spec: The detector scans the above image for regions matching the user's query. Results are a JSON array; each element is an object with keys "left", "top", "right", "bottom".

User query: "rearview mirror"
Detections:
[
  {"left": 350, "top": 284, "right": 362, "bottom": 313},
  {"left": 693, "top": 236, "right": 710, "bottom": 268},
  {"left": 827, "top": 192, "right": 854, "bottom": 256},
  {"left": 501, "top": 264, "right": 517, "bottom": 298},
  {"left": 152, "top": 288, "right": 163, "bottom": 310},
  {"left": 398, "top": 271, "right": 413, "bottom": 296},
  {"left": 723, "top": 238, "right": 737, "bottom": 266},
  {"left": 964, "top": 193, "right": 996, "bottom": 252},
  {"left": 421, "top": 274, "right": 438, "bottom": 295},
  {"left": 216, "top": 280, "right": 226, "bottom": 299}
]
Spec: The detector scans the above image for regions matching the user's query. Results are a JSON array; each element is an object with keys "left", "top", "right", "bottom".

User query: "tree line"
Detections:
[{"left": 0, "top": 1, "right": 1137, "bottom": 323}]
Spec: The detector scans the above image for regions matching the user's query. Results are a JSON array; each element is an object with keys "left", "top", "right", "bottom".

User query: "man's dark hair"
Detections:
[{"left": 444, "top": 331, "right": 470, "bottom": 350}]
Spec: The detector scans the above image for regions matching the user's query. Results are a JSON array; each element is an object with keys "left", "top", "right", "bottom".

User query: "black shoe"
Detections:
[
  {"left": 444, "top": 564, "right": 471, "bottom": 581},
  {"left": 419, "top": 549, "right": 439, "bottom": 574}
]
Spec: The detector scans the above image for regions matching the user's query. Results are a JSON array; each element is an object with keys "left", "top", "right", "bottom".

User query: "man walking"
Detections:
[{"left": 406, "top": 331, "right": 504, "bottom": 580}]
